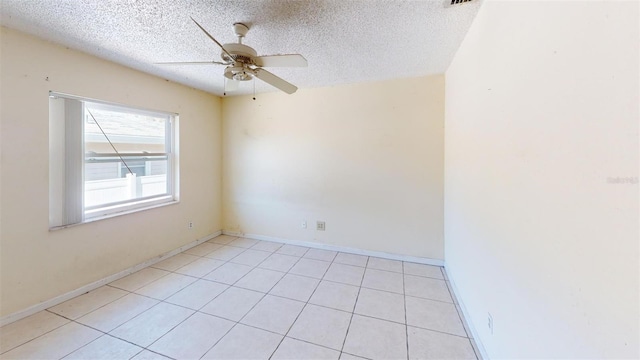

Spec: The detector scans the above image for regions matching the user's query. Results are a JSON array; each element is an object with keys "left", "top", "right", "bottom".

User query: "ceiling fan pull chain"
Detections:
[
  {"left": 253, "top": 77, "right": 256, "bottom": 100},
  {"left": 224, "top": 78, "right": 227, "bottom": 96}
]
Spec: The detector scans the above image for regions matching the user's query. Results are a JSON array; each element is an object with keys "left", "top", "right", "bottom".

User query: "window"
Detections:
[{"left": 49, "top": 92, "right": 178, "bottom": 228}]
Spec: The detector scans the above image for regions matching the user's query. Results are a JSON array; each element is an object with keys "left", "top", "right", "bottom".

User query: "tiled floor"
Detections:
[{"left": 0, "top": 235, "right": 481, "bottom": 360}]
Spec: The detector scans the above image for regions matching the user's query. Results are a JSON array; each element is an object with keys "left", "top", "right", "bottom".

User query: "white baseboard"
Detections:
[
  {"left": 0, "top": 231, "right": 221, "bottom": 327},
  {"left": 444, "top": 267, "right": 489, "bottom": 360},
  {"left": 222, "top": 230, "right": 444, "bottom": 266}
]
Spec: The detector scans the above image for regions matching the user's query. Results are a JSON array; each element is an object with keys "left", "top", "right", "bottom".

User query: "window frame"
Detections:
[{"left": 49, "top": 92, "right": 179, "bottom": 229}]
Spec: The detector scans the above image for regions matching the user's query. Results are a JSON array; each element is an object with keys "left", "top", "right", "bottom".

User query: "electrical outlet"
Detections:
[
  {"left": 487, "top": 312, "right": 493, "bottom": 334},
  {"left": 316, "top": 221, "right": 326, "bottom": 231},
  {"left": 188, "top": 221, "right": 194, "bottom": 230},
  {"left": 302, "top": 220, "right": 307, "bottom": 229}
]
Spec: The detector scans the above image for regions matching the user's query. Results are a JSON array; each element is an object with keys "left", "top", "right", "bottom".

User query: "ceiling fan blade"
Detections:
[
  {"left": 252, "top": 68, "right": 298, "bottom": 94},
  {"left": 190, "top": 17, "right": 235, "bottom": 62},
  {"left": 226, "top": 79, "right": 239, "bottom": 92},
  {"left": 155, "top": 61, "right": 227, "bottom": 66},
  {"left": 254, "top": 54, "right": 308, "bottom": 68}
]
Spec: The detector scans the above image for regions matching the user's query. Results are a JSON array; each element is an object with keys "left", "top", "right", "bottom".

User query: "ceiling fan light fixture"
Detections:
[{"left": 224, "top": 66, "right": 253, "bottom": 81}]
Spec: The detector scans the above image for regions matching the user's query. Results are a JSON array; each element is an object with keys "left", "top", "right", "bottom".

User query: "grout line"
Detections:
[
  {"left": 339, "top": 255, "right": 369, "bottom": 355},
  {"left": 56, "top": 332, "right": 106, "bottom": 359},
  {"left": 268, "top": 247, "right": 337, "bottom": 359},
  {"left": 139, "top": 348, "right": 178, "bottom": 360},
  {"left": 0, "top": 313, "right": 72, "bottom": 355},
  {"left": 141, "top": 262, "right": 260, "bottom": 359},
  {"left": 46, "top": 284, "right": 132, "bottom": 321},
  {"left": 241, "top": 249, "right": 311, "bottom": 359},
  {"left": 403, "top": 293, "right": 456, "bottom": 305},
  {"left": 142, "top": 308, "right": 218, "bottom": 358},
  {"left": 59, "top": 321, "right": 148, "bottom": 358},
  {"left": 404, "top": 323, "right": 472, "bottom": 340}
]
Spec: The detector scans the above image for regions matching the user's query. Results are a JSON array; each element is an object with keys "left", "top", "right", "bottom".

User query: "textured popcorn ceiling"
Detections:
[{"left": 0, "top": 0, "right": 481, "bottom": 96}]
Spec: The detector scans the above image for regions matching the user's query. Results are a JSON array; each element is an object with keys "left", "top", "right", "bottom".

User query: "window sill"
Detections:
[{"left": 49, "top": 199, "right": 179, "bottom": 231}]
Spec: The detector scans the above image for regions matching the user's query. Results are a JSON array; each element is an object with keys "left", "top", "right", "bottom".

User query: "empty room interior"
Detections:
[{"left": 0, "top": 0, "right": 638, "bottom": 359}]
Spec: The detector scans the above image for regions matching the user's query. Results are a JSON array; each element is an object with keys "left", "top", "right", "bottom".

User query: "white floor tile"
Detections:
[
  {"left": 408, "top": 326, "right": 476, "bottom": 360},
  {"left": 203, "top": 324, "right": 283, "bottom": 359},
  {"left": 200, "top": 286, "right": 264, "bottom": 321},
  {"left": 63, "top": 334, "right": 142, "bottom": 359},
  {"left": 403, "top": 262, "right": 444, "bottom": 279},
  {"left": 251, "top": 240, "right": 283, "bottom": 252},
  {"left": 174, "top": 257, "right": 225, "bottom": 278},
  {"left": 203, "top": 262, "right": 253, "bottom": 284},
  {"left": 271, "top": 337, "right": 340, "bottom": 360},
  {"left": 148, "top": 312, "right": 234, "bottom": 359},
  {"left": 151, "top": 253, "right": 200, "bottom": 271},
  {"left": 354, "top": 287, "right": 405, "bottom": 323},
  {"left": 323, "top": 263, "right": 365, "bottom": 286},
  {"left": 209, "top": 234, "right": 237, "bottom": 245},
  {"left": 230, "top": 249, "right": 271, "bottom": 266},
  {"left": 269, "top": 274, "right": 320, "bottom": 302},
  {"left": 405, "top": 296, "right": 466, "bottom": 336},
  {"left": 183, "top": 242, "right": 222, "bottom": 257},
  {"left": 343, "top": 315, "right": 407, "bottom": 360},
  {"left": 334, "top": 253, "right": 368, "bottom": 267},
  {"left": 259, "top": 253, "right": 300, "bottom": 272},
  {"left": 165, "top": 279, "right": 228, "bottom": 310},
  {"left": 48, "top": 286, "right": 128, "bottom": 320},
  {"left": 235, "top": 268, "right": 285, "bottom": 293},
  {"left": 309, "top": 281, "right": 359, "bottom": 312},
  {"left": 1, "top": 322, "right": 101, "bottom": 359},
  {"left": 76, "top": 293, "right": 158, "bottom": 332},
  {"left": 361, "top": 268, "right": 404, "bottom": 294},
  {"left": 228, "top": 237, "right": 260, "bottom": 248},
  {"left": 276, "top": 244, "right": 309, "bottom": 257},
  {"left": 288, "top": 304, "right": 351, "bottom": 350},
  {"left": 0, "top": 245, "right": 477, "bottom": 360},
  {"left": 289, "top": 258, "right": 331, "bottom": 279},
  {"left": 367, "top": 257, "right": 403, "bottom": 273},
  {"left": 109, "top": 268, "right": 170, "bottom": 292},
  {"left": 134, "top": 273, "right": 196, "bottom": 300},
  {"left": 205, "top": 245, "right": 246, "bottom": 261},
  {"left": 240, "top": 295, "right": 305, "bottom": 335},
  {"left": 304, "top": 249, "right": 337, "bottom": 262},
  {"left": 110, "top": 302, "right": 194, "bottom": 347},
  {"left": 0, "top": 311, "right": 69, "bottom": 353},
  {"left": 404, "top": 275, "right": 452, "bottom": 303},
  {"left": 130, "top": 349, "right": 172, "bottom": 360}
]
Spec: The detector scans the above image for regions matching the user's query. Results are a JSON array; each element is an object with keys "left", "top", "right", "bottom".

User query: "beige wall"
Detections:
[
  {"left": 222, "top": 76, "right": 444, "bottom": 260},
  {"left": 444, "top": 1, "right": 639, "bottom": 358},
  {"left": 0, "top": 27, "right": 223, "bottom": 317}
]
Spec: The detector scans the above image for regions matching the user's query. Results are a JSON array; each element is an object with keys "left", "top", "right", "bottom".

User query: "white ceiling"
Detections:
[{"left": 0, "top": 0, "right": 481, "bottom": 96}]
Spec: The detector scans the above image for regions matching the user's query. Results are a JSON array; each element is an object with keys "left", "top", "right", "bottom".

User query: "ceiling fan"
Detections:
[{"left": 159, "top": 18, "right": 307, "bottom": 95}]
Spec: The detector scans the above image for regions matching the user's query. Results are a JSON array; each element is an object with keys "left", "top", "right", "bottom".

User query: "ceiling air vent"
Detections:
[{"left": 450, "top": 0, "right": 473, "bottom": 4}]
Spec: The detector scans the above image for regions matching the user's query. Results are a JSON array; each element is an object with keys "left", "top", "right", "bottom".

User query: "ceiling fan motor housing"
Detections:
[{"left": 221, "top": 43, "right": 257, "bottom": 64}]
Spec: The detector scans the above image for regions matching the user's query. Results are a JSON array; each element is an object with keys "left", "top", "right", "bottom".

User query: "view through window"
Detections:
[{"left": 49, "top": 93, "right": 178, "bottom": 227}]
